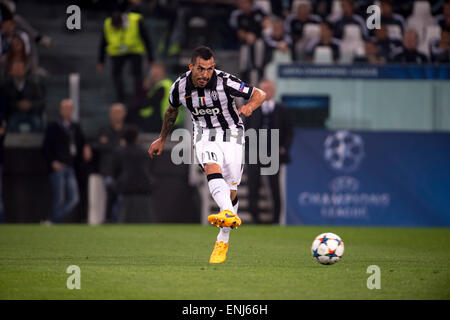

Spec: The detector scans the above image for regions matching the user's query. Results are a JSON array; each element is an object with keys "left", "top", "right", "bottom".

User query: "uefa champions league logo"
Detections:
[{"left": 324, "top": 131, "right": 365, "bottom": 173}]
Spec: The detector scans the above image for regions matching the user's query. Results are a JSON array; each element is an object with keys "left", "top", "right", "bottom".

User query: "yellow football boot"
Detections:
[
  {"left": 207, "top": 210, "right": 242, "bottom": 228},
  {"left": 209, "top": 241, "right": 229, "bottom": 264}
]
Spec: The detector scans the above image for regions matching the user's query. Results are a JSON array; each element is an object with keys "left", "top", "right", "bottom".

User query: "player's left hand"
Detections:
[
  {"left": 238, "top": 104, "right": 253, "bottom": 117},
  {"left": 148, "top": 137, "right": 165, "bottom": 158}
]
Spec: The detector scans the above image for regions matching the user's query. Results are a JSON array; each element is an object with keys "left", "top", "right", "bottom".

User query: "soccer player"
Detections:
[{"left": 148, "top": 46, "right": 266, "bottom": 263}]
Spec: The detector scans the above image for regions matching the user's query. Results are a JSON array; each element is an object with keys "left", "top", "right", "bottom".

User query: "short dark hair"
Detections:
[
  {"left": 191, "top": 46, "right": 214, "bottom": 64},
  {"left": 111, "top": 10, "right": 123, "bottom": 28},
  {"left": 123, "top": 124, "right": 139, "bottom": 144}
]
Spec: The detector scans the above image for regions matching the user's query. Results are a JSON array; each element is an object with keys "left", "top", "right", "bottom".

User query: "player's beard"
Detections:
[{"left": 196, "top": 76, "right": 209, "bottom": 87}]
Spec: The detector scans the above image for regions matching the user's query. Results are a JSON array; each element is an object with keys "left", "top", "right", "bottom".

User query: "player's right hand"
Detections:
[{"left": 148, "top": 137, "right": 164, "bottom": 158}]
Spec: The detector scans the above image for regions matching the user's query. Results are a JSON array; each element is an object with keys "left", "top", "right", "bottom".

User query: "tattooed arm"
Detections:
[{"left": 148, "top": 105, "right": 179, "bottom": 158}]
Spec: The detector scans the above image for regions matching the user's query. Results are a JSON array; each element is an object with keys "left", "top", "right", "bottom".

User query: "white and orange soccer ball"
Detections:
[{"left": 311, "top": 232, "right": 344, "bottom": 265}]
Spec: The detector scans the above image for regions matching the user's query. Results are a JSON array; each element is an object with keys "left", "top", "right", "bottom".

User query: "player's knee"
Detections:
[{"left": 204, "top": 163, "right": 222, "bottom": 175}]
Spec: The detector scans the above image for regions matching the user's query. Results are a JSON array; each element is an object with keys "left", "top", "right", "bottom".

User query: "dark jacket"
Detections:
[
  {"left": 2, "top": 75, "right": 45, "bottom": 119},
  {"left": 245, "top": 102, "right": 294, "bottom": 164},
  {"left": 393, "top": 49, "right": 428, "bottom": 64},
  {"left": 42, "top": 119, "right": 86, "bottom": 172},
  {"left": 97, "top": 125, "right": 125, "bottom": 176},
  {"left": 112, "top": 144, "right": 152, "bottom": 194}
]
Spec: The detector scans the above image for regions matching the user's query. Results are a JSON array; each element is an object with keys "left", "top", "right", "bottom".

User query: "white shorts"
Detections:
[{"left": 194, "top": 138, "right": 244, "bottom": 190}]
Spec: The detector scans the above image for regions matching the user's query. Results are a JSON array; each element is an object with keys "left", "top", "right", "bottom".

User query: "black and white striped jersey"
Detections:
[{"left": 169, "top": 69, "right": 254, "bottom": 142}]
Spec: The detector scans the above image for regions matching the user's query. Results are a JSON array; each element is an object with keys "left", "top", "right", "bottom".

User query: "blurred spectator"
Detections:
[
  {"left": 380, "top": 0, "right": 406, "bottom": 34},
  {"left": 263, "top": 18, "right": 292, "bottom": 64},
  {"left": 97, "top": 8, "right": 154, "bottom": 104},
  {"left": 97, "top": 103, "right": 127, "bottom": 223},
  {"left": 284, "top": 1, "right": 322, "bottom": 61},
  {"left": 270, "top": 0, "right": 294, "bottom": 18},
  {"left": 112, "top": 124, "right": 153, "bottom": 223},
  {"left": 430, "top": 27, "right": 450, "bottom": 63},
  {"left": 230, "top": 0, "right": 270, "bottom": 85},
  {"left": 436, "top": 1, "right": 450, "bottom": 30},
  {"left": 42, "top": 99, "right": 92, "bottom": 224},
  {"left": 0, "top": 3, "right": 48, "bottom": 76},
  {"left": 372, "top": 23, "right": 403, "bottom": 62},
  {"left": 151, "top": 0, "right": 182, "bottom": 57},
  {"left": 1, "top": 1, "right": 53, "bottom": 48},
  {"left": 138, "top": 62, "right": 183, "bottom": 132},
  {"left": 392, "top": 0, "right": 414, "bottom": 19},
  {"left": 312, "top": 0, "right": 332, "bottom": 19},
  {"left": 331, "top": 0, "right": 369, "bottom": 41},
  {"left": 354, "top": 41, "right": 386, "bottom": 64},
  {"left": 393, "top": 29, "right": 428, "bottom": 64},
  {"left": 306, "top": 22, "right": 341, "bottom": 63},
  {"left": 245, "top": 79, "right": 293, "bottom": 224},
  {"left": 354, "top": 0, "right": 377, "bottom": 18},
  {"left": 430, "top": 0, "right": 448, "bottom": 16},
  {"left": 1, "top": 59, "right": 45, "bottom": 133},
  {"left": 4, "top": 33, "right": 32, "bottom": 73}
]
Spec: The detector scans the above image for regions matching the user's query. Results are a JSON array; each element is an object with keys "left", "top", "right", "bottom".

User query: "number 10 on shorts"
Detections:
[{"left": 203, "top": 151, "right": 218, "bottom": 162}]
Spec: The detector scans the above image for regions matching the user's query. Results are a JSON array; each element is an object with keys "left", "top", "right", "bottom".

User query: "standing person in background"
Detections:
[
  {"left": 229, "top": 0, "right": 270, "bottom": 85},
  {"left": 97, "top": 8, "right": 154, "bottom": 105},
  {"left": 42, "top": 99, "right": 92, "bottom": 224},
  {"left": 137, "top": 62, "right": 184, "bottom": 132},
  {"left": 112, "top": 124, "right": 153, "bottom": 223},
  {"left": 97, "top": 102, "right": 127, "bottom": 223},
  {"left": 245, "top": 79, "right": 293, "bottom": 224}
]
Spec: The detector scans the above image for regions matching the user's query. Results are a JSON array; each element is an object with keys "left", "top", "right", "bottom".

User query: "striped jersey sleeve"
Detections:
[
  {"left": 168, "top": 79, "right": 181, "bottom": 108},
  {"left": 223, "top": 74, "right": 254, "bottom": 100}
]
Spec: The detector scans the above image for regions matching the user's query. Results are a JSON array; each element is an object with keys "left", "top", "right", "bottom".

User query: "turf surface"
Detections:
[{"left": 0, "top": 224, "right": 449, "bottom": 299}]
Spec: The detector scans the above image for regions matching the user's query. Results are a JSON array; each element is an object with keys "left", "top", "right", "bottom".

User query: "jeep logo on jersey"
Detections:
[{"left": 192, "top": 107, "right": 221, "bottom": 116}]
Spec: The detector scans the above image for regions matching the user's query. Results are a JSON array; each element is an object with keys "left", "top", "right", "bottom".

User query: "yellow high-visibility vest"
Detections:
[
  {"left": 140, "top": 78, "right": 185, "bottom": 126},
  {"left": 104, "top": 12, "right": 146, "bottom": 56}
]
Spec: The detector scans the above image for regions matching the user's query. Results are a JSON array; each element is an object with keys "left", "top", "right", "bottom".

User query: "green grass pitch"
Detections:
[{"left": 0, "top": 224, "right": 449, "bottom": 299}]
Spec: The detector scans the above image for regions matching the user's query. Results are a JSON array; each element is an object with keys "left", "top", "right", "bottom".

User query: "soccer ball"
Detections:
[{"left": 311, "top": 232, "right": 344, "bottom": 265}]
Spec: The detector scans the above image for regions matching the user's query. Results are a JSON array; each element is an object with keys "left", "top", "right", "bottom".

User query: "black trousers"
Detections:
[
  {"left": 111, "top": 54, "right": 144, "bottom": 103},
  {"left": 118, "top": 194, "right": 153, "bottom": 223},
  {"left": 247, "top": 164, "right": 281, "bottom": 224}
]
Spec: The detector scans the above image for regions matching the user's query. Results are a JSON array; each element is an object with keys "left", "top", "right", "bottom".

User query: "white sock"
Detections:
[
  {"left": 216, "top": 196, "right": 239, "bottom": 244},
  {"left": 232, "top": 196, "right": 239, "bottom": 215},
  {"left": 217, "top": 227, "right": 231, "bottom": 243},
  {"left": 207, "top": 174, "right": 233, "bottom": 212}
]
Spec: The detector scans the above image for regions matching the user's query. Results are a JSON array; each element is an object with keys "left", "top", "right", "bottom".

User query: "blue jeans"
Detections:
[{"left": 50, "top": 167, "right": 79, "bottom": 223}]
